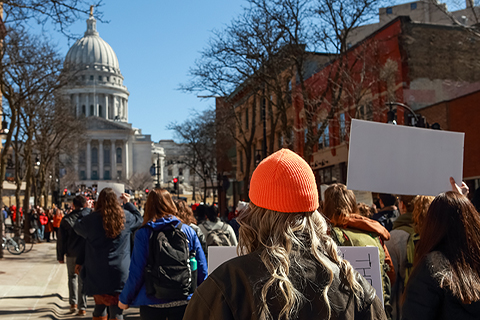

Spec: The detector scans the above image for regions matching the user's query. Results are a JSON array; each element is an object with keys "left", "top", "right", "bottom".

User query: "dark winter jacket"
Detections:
[
  {"left": 73, "top": 202, "right": 142, "bottom": 296},
  {"left": 188, "top": 223, "right": 207, "bottom": 261},
  {"left": 372, "top": 206, "right": 399, "bottom": 232},
  {"left": 183, "top": 250, "right": 387, "bottom": 320},
  {"left": 119, "top": 216, "right": 208, "bottom": 307},
  {"left": 402, "top": 251, "right": 480, "bottom": 320},
  {"left": 56, "top": 207, "right": 91, "bottom": 261}
]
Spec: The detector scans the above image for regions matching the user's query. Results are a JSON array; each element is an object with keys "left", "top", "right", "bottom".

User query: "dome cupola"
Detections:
[{"left": 64, "top": 8, "right": 120, "bottom": 74}]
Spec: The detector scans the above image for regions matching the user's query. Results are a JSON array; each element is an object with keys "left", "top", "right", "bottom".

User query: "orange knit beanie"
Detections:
[{"left": 249, "top": 148, "right": 319, "bottom": 213}]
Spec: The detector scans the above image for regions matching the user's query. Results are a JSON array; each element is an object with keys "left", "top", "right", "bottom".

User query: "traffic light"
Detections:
[
  {"left": 63, "top": 188, "right": 68, "bottom": 196},
  {"left": 145, "top": 188, "right": 149, "bottom": 194},
  {"left": 173, "top": 177, "right": 178, "bottom": 191}
]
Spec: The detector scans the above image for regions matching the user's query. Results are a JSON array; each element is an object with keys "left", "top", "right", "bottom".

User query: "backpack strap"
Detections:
[{"left": 220, "top": 222, "right": 228, "bottom": 232}]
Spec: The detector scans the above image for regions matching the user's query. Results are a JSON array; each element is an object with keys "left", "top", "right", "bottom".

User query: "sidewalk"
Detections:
[{"left": 0, "top": 241, "right": 140, "bottom": 320}]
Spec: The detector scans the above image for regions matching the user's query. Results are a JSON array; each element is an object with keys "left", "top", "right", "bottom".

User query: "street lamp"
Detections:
[{"left": 385, "top": 102, "right": 419, "bottom": 126}]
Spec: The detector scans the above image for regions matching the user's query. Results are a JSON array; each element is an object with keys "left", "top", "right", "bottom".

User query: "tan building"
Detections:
[{"left": 348, "top": 0, "right": 480, "bottom": 46}]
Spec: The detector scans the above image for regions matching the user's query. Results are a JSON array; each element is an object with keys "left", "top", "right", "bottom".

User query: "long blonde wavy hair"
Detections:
[
  {"left": 238, "top": 203, "right": 365, "bottom": 320},
  {"left": 95, "top": 188, "right": 125, "bottom": 238}
]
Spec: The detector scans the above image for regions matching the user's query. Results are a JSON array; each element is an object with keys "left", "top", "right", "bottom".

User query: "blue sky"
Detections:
[
  {"left": 42, "top": 0, "right": 463, "bottom": 142},
  {"left": 48, "top": 0, "right": 246, "bottom": 142}
]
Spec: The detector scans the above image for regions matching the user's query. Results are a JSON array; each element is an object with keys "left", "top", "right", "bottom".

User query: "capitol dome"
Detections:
[{"left": 65, "top": 14, "right": 120, "bottom": 74}]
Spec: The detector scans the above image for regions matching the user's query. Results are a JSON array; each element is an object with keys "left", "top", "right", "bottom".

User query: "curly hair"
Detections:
[
  {"left": 412, "top": 195, "right": 434, "bottom": 234},
  {"left": 238, "top": 203, "right": 364, "bottom": 320},
  {"left": 95, "top": 188, "right": 125, "bottom": 238},
  {"left": 143, "top": 189, "right": 177, "bottom": 225},
  {"left": 174, "top": 200, "right": 197, "bottom": 225}
]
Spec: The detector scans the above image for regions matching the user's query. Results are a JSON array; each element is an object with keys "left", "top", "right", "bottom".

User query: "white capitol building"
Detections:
[{"left": 63, "top": 11, "right": 164, "bottom": 185}]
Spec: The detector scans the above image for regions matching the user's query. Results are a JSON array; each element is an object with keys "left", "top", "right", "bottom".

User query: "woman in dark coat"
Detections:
[
  {"left": 74, "top": 188, "right": 142, "bottom": 320},
  {"left": 402, "top": 190, "right": 480, "bottom": 319}
]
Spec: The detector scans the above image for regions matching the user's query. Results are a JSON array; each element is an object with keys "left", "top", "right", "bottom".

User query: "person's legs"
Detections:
[
  {"left": 139, "top": 306, "right": 167, "bottom": 320},
  {"left": 78, "top": 275, "right": 87, "bottom": 311},
  {"left": 45, "top": 231, "right": 51, "bottom": 242},
  {"left": 39, "top": 225, "right": 45, "bottom": 240},
  {"left": 166, "top": 305, "right": 187, "bottom": 320},
  {"left": 66, "top": 256, "right": 78, "bottom": 311},
  {"left": 93, "top": 304, "right": 107, "bottom": 318},
  {"left": 108, "top": 304, "right": 124, "bottom": 320}
]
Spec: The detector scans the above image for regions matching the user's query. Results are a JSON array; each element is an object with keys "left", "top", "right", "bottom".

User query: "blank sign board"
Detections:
[{"left": 347, "top": 119, "right": 464, "bottom": 196}]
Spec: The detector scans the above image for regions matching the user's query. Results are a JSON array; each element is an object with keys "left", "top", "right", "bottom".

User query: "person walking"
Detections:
[
  {"left": 323, "top": 183, "right": 395, "bottom": 319},
  {"left": 198, "top": 205, "right": 237, "bottom": 247},
  {"left": 183, "top": 149, "right": 386, "bottom": 320},
  {"left": 174, "top": 199, "right": 207, "bottom": 260},
  {"left": 402, "top": 189, "right": 480, "bottom": 319},
  {"left": 52, "top": 208, "right": 63, "bottom": 240},
  {"left": 38, "top": 208, "right": 48, "bottom": 241},
  {"left": 74, "top": 189, "right": 142, "bottom": 320},
  {"left": 57, "top": 196, "right": 91, "bottom": 316},
  {"left": 44, "top": 209, "right": 54, "bottom": 242},
  {"left": 118, "top": 189, "right": 207, "bottom": 320}
]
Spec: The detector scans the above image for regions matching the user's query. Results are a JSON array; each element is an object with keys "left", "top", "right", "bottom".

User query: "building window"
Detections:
[
  {"left": 168, "top": 169, "right": 173, "bottom": 176},
  {"left": 117, "top": 171, "right": 122, "bottom": 180},
  {"left": 304, "top": 128, "right": 308, "bottom": 143},
  {"left": 318, "top": 166, "right": 333, "bottom": 184},
  {"left": 190, "top": 168, "right": 194, "bottom": 175},
  {"left": 340, "top": 113, "right": 346, "bottom": 142},
  {"left": 92, "top": 170, "right": 98, "bottom": 180},
  {"left": 107, "top": 76, "right": 110, "bottom": 82},
  {"left": 104, "top": 170, "right": 110, "bottom": 180},
  {"left": 116, "top": 147, "right": 122, "bottom": 163},
  {"left": 90, "top": 104, "right": 94, "bottom": 116},
  {"left": 179, "top": 168, "right": 183, "bottom": 176},
  {"left": 81, "top": 75, "right": 85, "bottom": 81},
  {"left": 80, "top": 170, "right": 86, "bottom": 180},
  {"left": 91, "top": 147, "right": 98, "bottom": 164},
  {"left": 98, "top": 75, "right": 102, "bottom": 81},
  {"left": 82, "top": 105, "right": 86, "bottom": 115},
  {"left": 90, "top": 75, "right": 94, "bottom": 80},
  {"left": 245, "top": 108, "right": 249, "bottom": 129},
  {"left": 318, "top": 124, "right": 330, "bottom": 149},
  {"left": 79, "top": 149, "right": 86, "bottom": 164},
  {"left": 99, "top": 105, "right": 103, "bottom": 117},
  {"left": 410, "top": 2, "right": 417, "bottom": 10},
  {"left": 104, "top": 148, "right": 110, "bottom": 164},
  {"left": 386, "top": 7, "right": 393, "bottom": 14}
]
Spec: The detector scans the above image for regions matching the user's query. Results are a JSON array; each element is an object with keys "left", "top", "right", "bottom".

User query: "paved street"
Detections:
[{"left": 0, "top": 241, "right": 140, "bottom": 320}]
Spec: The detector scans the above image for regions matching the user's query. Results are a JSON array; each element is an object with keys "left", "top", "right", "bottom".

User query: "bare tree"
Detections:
[
  {"left": 2, "top": 0, "right": 103, "bottom": 37},
  {"left": 125, "top": 172, "right": 153, "bottom": 194},
  {"left": 168, "top": 109, "right": 217, "bottom": 203}
]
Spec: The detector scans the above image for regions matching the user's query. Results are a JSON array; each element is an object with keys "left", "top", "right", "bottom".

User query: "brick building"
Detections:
[
  {"left": 297, "top": 16, "right": 480, "bottom": 191},
  {"left": 417, "top": 90, "right": 480, "bottom": 191}
]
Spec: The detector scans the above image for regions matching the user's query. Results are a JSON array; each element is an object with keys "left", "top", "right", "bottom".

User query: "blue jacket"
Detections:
[
  {"left": 74, "top": 202, "right": 143, "bottom": 295},
  {"left": 119, "top": 216, "right": 208, "bottom": 307}
]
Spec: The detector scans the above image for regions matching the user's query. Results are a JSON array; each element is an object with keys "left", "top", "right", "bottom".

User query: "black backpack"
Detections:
[{"left": 144, "top": 222, "right": 192, "bottom": 300}]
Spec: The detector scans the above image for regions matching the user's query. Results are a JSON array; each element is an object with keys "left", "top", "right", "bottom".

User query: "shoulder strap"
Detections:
[
  {"left": 220, "top": 222, "right": 228, "bottom": 232},
  {"left": 202, "top": 222, "right": 213, "bottom": 232}
]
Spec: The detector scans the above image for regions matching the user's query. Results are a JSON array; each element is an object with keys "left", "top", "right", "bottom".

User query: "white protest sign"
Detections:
[
  {"left": 338, "top": 246, "right": 383, "bottom": 304},
  {"left": 353, "top": 190, "right": 373, "bottom": 206},
  {"left": 208, "top": 246, "right": 238, "bottom": 274},
  {"left": 97, "top": 182, "right": 125, "bottom": 199},
  {"left": 347, "top": 119, "right": 464, "bottom": 196},
  {"left": 208, "top": 245, "right": 383, "bottom": 305}
]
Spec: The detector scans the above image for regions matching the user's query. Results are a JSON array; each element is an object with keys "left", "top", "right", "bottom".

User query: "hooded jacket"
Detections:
[
  {"left": 335, "top": 214, "right": 395, "bottom": 283},
  {"left": 183, "top": 250, "right": 386, "bottom": 320},
  {"left": 402, "top": 251, "right": 480, "bottom": 320},
  {"left": 57, "top": 207, "right": 91, "bottom": 261},
  {"left": 119, "top": 216, "right": 208, "bottom": 307},
  {"left": 73, "top": 202, "right": 142, "bottom": 295}
]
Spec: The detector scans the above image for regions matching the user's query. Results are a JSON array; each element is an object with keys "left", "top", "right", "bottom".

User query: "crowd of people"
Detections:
[{"left": 13, "top": 148, "right": 473, "bottom": 320}]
